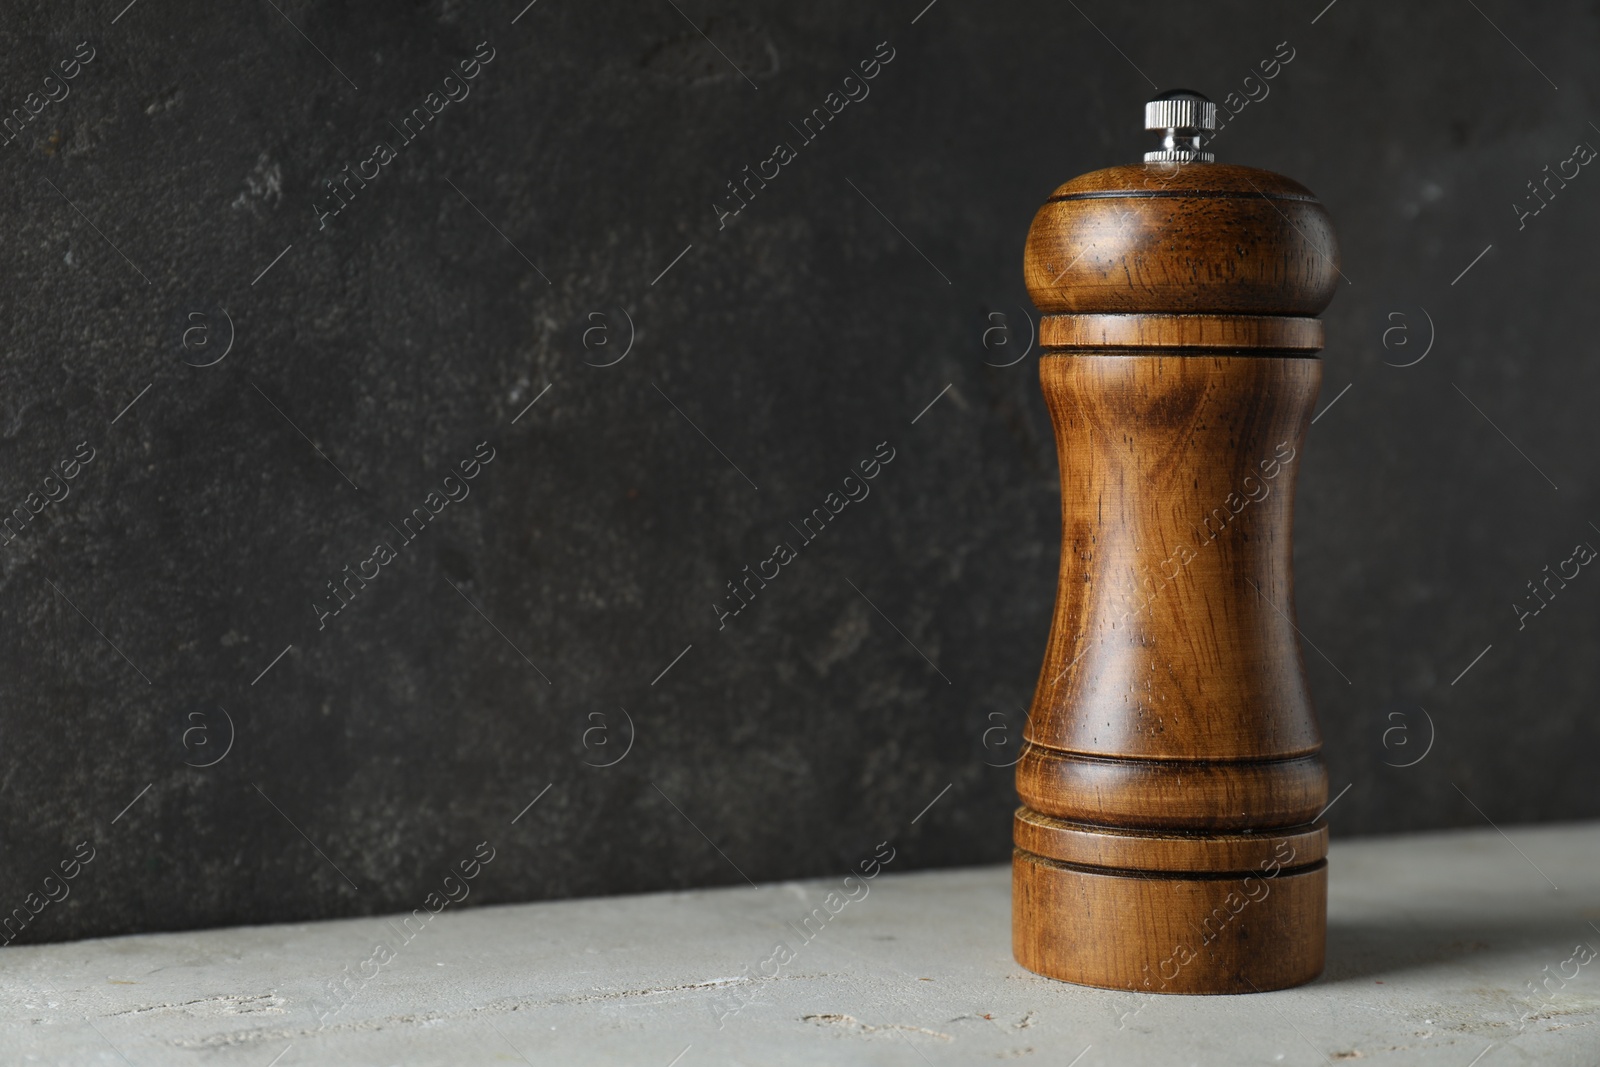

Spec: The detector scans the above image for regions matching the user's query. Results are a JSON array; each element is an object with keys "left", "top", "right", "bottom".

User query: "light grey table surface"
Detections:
[{"left": 4, "top": 821, "right": 1598, "bottom": 1066}]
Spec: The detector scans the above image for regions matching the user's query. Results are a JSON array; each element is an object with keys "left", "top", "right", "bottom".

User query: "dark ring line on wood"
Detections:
[
  {"left": 1039, "top": 313, "right": 1323, "bottom": 351},
  {"left": 1016, "top": 742, "right": 1328, "bottom": 831},
  {"left": 1013, "top": 849, "right": 1329, "bottom": 882},
  {"left": 1013, "top": 806, "right": 1328, "bottom": 873},
  {"left": 1012, "top": 850, "right": 1327, "bottom": 993}
]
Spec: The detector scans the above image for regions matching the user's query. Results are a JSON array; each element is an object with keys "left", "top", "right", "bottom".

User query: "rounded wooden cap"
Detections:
[{"left": 1023, "top": 162, "right": 1340, "bottom": 316}]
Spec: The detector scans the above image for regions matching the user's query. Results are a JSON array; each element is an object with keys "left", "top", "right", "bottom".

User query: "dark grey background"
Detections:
[{"left": 1, "top": 0, "right": 1594, "bottom": 944}]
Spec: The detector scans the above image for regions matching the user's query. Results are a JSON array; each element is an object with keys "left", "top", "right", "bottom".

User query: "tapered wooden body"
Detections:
[{"left": 1013, "top": 160, "right": 1340, "bottom": 993}]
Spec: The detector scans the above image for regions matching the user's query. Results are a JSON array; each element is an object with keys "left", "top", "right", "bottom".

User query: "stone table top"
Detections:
[{"left": 4, "top": 821, "right": 1599, "bottom": 1065}]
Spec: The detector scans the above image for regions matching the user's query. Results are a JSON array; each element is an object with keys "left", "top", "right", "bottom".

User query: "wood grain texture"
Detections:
[
  {"left": 1024, "top": 354, "right": 1323, "bottom": 762},
  {"left": 1023, "top": 163, "right": 1340, "bottom": 316},
  {"left": 1014, "top": 850, "right": 1327, "bottom": 994},
  {"left": 1039, "top": 312, "right": 1323, "bottom": 351},
  {"left": 1011, "top": 352, "right": 1328, "bottom": 992},
  {"left": 1016, "top": 745, "right": 1327, "bottom": 830},
  {"left": 1012, "top": 153, "right": 1338, "bottom": 994}
]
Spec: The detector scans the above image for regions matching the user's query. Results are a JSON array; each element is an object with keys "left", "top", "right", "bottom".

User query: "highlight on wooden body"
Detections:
[{"left": 1012, "top": 90, "right": 1341, "bottom": 994}]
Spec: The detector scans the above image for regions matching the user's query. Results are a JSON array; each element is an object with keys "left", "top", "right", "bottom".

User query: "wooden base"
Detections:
[{"left": 1012, "top": 809, "right": 1326, "bottom": 994}]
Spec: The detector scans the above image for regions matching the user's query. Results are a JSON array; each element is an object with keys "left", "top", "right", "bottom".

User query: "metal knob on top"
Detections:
[{"left": 1143, "top": 88, "right": 1217, "bottom": 163}]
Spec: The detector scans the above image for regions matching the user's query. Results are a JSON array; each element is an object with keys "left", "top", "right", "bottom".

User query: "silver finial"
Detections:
[{"left": 1144, "top": 89, "right": 1216, "bottom": 163}]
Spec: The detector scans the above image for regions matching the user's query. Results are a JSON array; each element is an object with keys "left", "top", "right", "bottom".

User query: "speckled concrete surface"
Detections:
[{"left": 4, "top": 822, "right": 1597, "bottom": 1065}]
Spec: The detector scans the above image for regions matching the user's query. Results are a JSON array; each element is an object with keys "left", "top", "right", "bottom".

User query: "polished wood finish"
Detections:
[
  {"left": 1024, "top": 163, "right": 1339, "bottom": 315},
  {"left": 1014, "top": 807, "right": 1327, "bottom": 873},
  {"left": 1016, "top": 746, "right": 1327, "bottom": 831},
  {"left": 1014, "top": 850, "right": 1327, "bottom": 995},
  {"left": 1027, "top": 354, "right": 1322, "bottom": 763},
  {"left": 1013, "top": 160, "right": 1339, "bottom": 993},
  {"left": 1039, "top": 313, "right": 1323, "bottom": 351}
]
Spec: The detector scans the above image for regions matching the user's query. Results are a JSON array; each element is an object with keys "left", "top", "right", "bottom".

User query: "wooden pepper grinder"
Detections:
[{"left": 1012, "top": 90, "right": 1339, "bottom": 994}]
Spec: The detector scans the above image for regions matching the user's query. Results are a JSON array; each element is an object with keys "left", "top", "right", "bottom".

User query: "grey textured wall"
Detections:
[{"left": 2, "top": 0, "right": 1596, "bottom": 944}]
